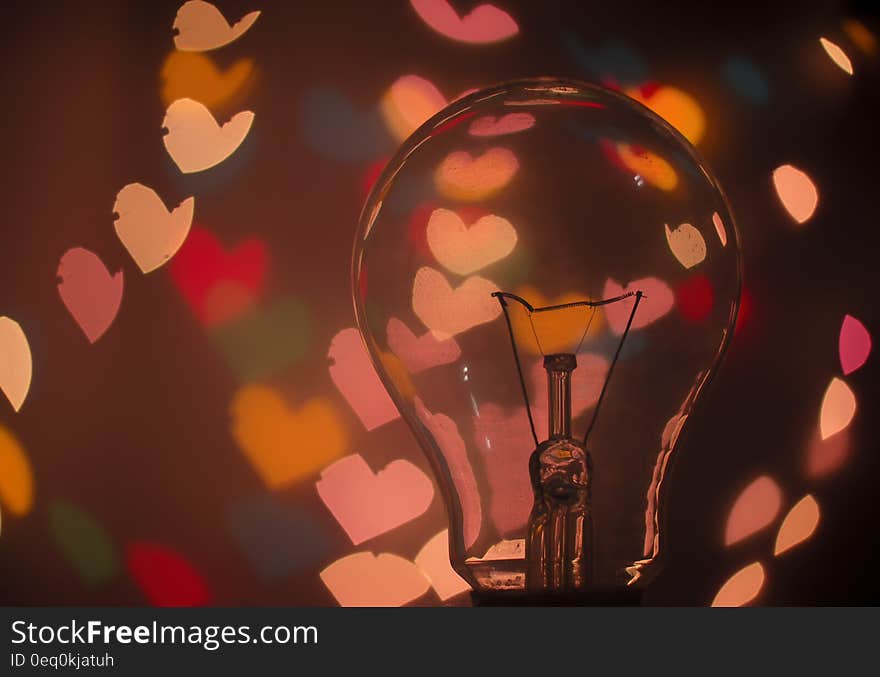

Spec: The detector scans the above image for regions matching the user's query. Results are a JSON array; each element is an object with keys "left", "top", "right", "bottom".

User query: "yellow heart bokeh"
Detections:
[
  {"left": 0, "top": 423, "right": 33, "bottom": 516},
  {"left": 161, "top": 51, "right": 255, "bottom": 110},
  {"left": 231, "top": 384, "right": 347, "bottom": 489}
]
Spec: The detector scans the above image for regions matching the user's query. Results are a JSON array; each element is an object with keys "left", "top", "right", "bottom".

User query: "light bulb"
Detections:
[{"left": 352, "top": 78, "right": 741, "bottom": 599}]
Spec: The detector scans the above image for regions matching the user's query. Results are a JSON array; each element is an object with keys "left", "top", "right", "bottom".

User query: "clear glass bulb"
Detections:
[{"left": 352, "top": 78, "right": 741, "bottom": 597}]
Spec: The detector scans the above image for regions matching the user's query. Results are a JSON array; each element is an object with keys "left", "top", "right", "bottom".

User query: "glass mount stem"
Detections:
[{"left": 526, "top": 353, "right": 593, "bottom": 592}]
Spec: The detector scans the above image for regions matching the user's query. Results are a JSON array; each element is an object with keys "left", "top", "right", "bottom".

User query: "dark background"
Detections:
[{"left": 0, "top": 0, "right": 877, "bottom": 605}]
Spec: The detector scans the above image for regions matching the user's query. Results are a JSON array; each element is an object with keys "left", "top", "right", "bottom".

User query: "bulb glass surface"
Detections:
[{"left": 353, "top": 78, "right": 741, "bottom": 593}]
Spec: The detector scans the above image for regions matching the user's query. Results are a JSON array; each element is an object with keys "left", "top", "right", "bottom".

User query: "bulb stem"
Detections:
[{"left": 545, "top": 353, "right": 576, "bottom": 439}]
